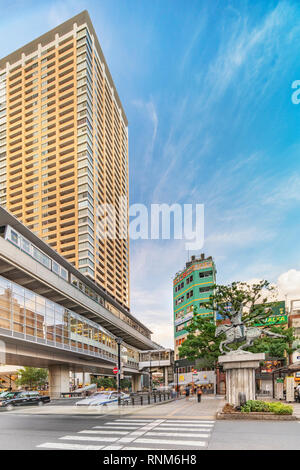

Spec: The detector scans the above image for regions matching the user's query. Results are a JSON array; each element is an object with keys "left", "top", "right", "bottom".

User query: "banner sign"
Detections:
[
  {"left": 175, "top": 312, "right": 194, "bottom": 326},
  {"left": 254, "top": 301, "right": 287, "bottom": 326}
]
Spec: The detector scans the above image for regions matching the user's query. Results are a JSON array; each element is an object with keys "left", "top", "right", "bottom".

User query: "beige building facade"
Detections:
[{"left": 0, "top": 11, "right": 129, "bottom": 311}]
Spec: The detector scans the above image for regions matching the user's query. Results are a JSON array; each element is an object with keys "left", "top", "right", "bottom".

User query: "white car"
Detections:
[{"left": 76, "top": 391, "right": 130, "bottom": 407}]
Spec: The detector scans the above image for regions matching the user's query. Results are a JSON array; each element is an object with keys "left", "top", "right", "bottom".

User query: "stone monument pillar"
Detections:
[{"left": 218, "top": 352, "right": 265, "bottom": 407}]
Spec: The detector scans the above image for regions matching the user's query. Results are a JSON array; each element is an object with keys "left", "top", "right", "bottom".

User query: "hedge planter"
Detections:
[
  {"left": 217, "top": 411, "right": 297, "bottom": 420},
  {"left": 217, "top": 400, "right": 295, "bottom": 420}
]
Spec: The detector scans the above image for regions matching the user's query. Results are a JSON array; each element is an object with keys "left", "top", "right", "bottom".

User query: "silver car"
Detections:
[{"left": 76, "top": 391, "right": 130, "bottom": 407}]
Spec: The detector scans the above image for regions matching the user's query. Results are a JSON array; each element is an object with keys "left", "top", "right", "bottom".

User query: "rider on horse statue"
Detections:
[{"left": 230, "top": 307, "right": 245, "bottom": 341}]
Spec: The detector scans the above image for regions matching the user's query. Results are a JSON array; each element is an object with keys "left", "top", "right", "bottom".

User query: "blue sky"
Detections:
[{"left": 1, "top": 0, "right": 300, "bottom": 346}]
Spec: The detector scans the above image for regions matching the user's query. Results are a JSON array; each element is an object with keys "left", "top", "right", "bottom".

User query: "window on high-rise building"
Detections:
[
  {"left": 199, "top": 271, "right": 213, "bottom": 278},
  {"left": 199, "top": 286, "right": 211, "bottom": 293}
]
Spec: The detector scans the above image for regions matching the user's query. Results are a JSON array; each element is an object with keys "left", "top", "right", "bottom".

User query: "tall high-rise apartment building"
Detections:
[
  {"left": 173, "top": 253, "right": 216, "bottom": 360},
  {"left": 0, "top": 11, "right": 130, "bottom": 310}
]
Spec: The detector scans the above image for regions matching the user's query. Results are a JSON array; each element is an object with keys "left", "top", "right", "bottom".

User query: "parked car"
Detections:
[
  {"left": 0, "top": 391, "right": 50, "bottom": 410},
  {"left": 0, "top": 391, "right": 21, "bottom": 400},
  {"left": 76, "top": 391, "right": 130, "bottom": 407}
]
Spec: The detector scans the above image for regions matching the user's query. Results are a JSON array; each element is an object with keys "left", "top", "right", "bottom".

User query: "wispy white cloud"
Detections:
[
  {"left": 198, "top": 1, "right": 297, "bottom": 108},
  {"left": 179, "top": 11, "right": 207, "bottom": 74},
  {"left": 47, "top": 0, "right": 86, "bottom": 28},
  {"left": 263, "top": 174, "right": 300, "bottom": 206},
  {"left": 130, "top": 239, "right": 188, "bottom": 347},
  {"left": 132, "top": 99, "right": 158, "bottom": 167},
  {"left": 205, "top": 227, "right": 274, "bottom": 247}
]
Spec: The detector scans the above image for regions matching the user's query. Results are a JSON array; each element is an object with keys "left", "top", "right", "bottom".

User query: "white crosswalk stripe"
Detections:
[
  {"left": 37, "top": 442, "right": 105, "bottom": 450},
  {"left": 92, "top": 425, "right": 140, "bottom": 430},
  {"left": 155, "top": 423, "right": 213, "bottom": 428},
  {"left": 104, "top": 422, "right": 142, "bottom": 426},
  {"left": 164, "top": 420, "right": 215, "bottom": 423},
  {"left": 60, "top": 435, "right": 119, "bottom": 442},
  {"left": 79, "top": 430, "right": 129, "bottom": 435},
  {"left": 154, "top": 426, "right": 211, "bottom": 432},
  {"left": 145, "top": 431, "right": 210, "bottom": 438},
  {"left": 134, "top": 438, "right": 207, "bottom": 447},
  {"left": 36, "top": 418, "right": 215, "bottom": 450},
  {"left": 115, "top": 419, "right": 154, "bottom": 422}
]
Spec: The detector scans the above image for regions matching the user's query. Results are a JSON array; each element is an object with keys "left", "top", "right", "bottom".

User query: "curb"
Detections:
[{"left": 6, "top": 399, "right": 176, "bottom": 417}]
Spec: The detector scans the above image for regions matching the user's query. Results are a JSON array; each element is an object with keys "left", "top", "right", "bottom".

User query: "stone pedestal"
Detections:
[{"left": 218, "top": 352, "right": 265, "bottom": 407}]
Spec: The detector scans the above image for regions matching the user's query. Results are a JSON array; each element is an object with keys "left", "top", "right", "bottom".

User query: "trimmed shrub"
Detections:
[
  {"left": 266, "top": 402, "right": 293, "bottom": 415},
  {"left": 241, "top": 400, "right": 293, "bottom": 415},
  {"left": 241, "top": 400, "right": 269, "bottom": 413}
]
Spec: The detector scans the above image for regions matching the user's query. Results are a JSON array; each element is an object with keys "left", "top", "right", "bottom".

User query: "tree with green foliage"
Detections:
[
  {"left": 91, "top": 377, "right": 116, "bottom": 389},
  {"left": 248, "top": 324, "right": 295, "bottom": 358},
  {"left": 91, "top": 376, "right": 132, "bottom": 390},
  {"left": 205, "top": 280, "right": 277, "bottom": 327},
  {"left": 179, "top": 309, "right": 222, "bottom": 367},
  {"left": 179, "top": 280, "right": 295, "bottom": 363},
  {"left": 120, "top": 378, "right": 132, "bottom": 390},
  {"left": 16, "top": 367, "right": 48, "bottom": 389}
]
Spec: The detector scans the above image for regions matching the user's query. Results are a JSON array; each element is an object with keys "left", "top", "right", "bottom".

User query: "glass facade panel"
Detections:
[{"left": 0, "top": 274, "right": 137, "bottom": 365}]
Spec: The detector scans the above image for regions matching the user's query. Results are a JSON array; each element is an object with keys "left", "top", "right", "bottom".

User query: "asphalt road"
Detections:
[
  {"left": 207, "top": 420, "right": 300, "bottom": 450},
  {"left": 0, "top": 410, "right": 299, "bottom": 450}
]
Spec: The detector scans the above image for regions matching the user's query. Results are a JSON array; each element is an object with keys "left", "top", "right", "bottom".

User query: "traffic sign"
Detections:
[{"left": 113, "top": 367, "right": 118, "bottom": 375}]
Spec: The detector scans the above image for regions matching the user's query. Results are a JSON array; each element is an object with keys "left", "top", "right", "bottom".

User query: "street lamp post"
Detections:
[
  {"left": 174, "top": 361, "right": 179, "bottom": 398},
  {"left": 116, "top": 337, "right": 123, "bottom": 406},
  {"left": 148, "top": 351, "right": 152, "bottom": 393}
]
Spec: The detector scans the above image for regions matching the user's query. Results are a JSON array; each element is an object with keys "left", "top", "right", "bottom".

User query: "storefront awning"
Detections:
[{"left": 288, "top": 361, "right": 300, "bottom": 372}]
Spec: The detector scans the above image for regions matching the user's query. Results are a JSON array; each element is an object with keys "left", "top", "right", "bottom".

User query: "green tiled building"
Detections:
[{"left": 173, "top": 254, "right": 216, "bottom": 360}]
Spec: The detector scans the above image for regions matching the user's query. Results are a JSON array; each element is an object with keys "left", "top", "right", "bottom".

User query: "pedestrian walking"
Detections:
[
  {"left": 185, "top": 385, "right": 190, "bottom": 401},
  {"left": 197, "top": 386, "right": 202, "bottom": 403}
]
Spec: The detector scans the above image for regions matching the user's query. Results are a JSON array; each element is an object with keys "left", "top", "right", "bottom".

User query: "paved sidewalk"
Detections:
[
  {"left": 260, "top": 396, "right": 300, "bottom": 418},
  {"left": 290, "top": 402, "right": 300, "bottom": 418},
  {"left": 127, "top": 395, "right": 226, "bottom": 420}
]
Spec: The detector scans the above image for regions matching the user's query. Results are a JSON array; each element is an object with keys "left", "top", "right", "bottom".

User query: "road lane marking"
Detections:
[
  {"left": 37, "top": 417, "right": 215, "bottom": 451},
  {"left": 116, "top": 419, "right": 165, "bottom": 444}
]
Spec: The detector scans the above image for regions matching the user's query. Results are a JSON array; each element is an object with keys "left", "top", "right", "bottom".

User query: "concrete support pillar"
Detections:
[
  {"left": 132, "top": 374, "right": 142, "bottom": 392},
  {"left": 48, "top": 365, "right": 70, "bottom": 399},
  {"left": 218, "top": 353, "right": 265, "bottom": 407},
  {"left": 83, "top": 372, "right": 91, "bottom": 386}
]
